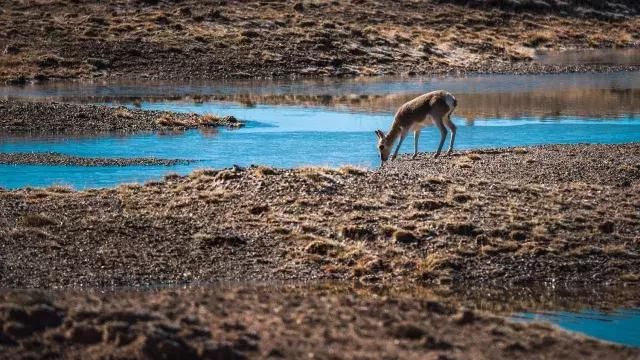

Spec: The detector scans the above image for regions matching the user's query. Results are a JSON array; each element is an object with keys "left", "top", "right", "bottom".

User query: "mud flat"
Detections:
[
  {"left": 0, "top": 152, "right": 191, "bottom": 167},
  {"left": 1, "top": 144, "right": 638, "bottom": 288},
  {"left": 1, "top": 1, "right": 639, "bottom": 83},
  {"left": 0, "top": 284, "right": 638, "bottom": 360},
  {"left": 0, "top": 99, "right": 242, "bottom": 134}
]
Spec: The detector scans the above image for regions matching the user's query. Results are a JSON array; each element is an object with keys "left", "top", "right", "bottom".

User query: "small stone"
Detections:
[
  {"left": 453, "top": 309, "right": 475, "bottom": 325},
  {"left": 390, "top": 322, "right": 426, "bottom": 339},
  {"left": 66, "top": 324, "right": 103, "bottom": 344},
  {"left": 103, "top": 321, "right": 135, "bottom": 346},
  {"left": 1, "top": 305, "right": 29, "bottom": 323},
  {"left": 234, "top": 335, "right": 259, "bottom": 351},
  {"left": 142, "top": 329, "right": 197, "bottom": 360},
  {"left": 598, "top": 221, "right": 615, "bottom": 234},
  {"left": 393, "top": 230, "right": 419, "bottom": 244},
  {"left": 423, "top": 335, "right": 453, "bottom": 350},
  {"left": 28, "top": 304, "right": 62, "bottom": 330},
  {"left": 4, "top": 321, "right": 33, "bottom": 338}
]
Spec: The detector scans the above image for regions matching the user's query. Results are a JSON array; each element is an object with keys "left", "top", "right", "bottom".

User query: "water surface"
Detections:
[
  {"left": 517, "top": 309, "right": 640, "bottom": 347},
  {"left": 1, "top": 72, "right": 639, "bottom": 189}
]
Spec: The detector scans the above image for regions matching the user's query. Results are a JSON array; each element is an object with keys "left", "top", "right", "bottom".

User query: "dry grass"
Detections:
[
  {"left": 523, "top": 30, "right": 555, "bottom": 47},
  {"left": 303, "top": 235, "right": 343, "bottom": 256},
  {"left": 465, "top": 154, "right": 482, "bottom": 161},
  {"left": 393, "top": 230, "right": 419, "bottom": 244},
  {"left": 156, "top": 114, "right": 187, "bottom": 127},
  {"left": 253, "top": 166, "right": 277, "bottom": 177},
  {"left": 197, "top": 113, "right": 221, "bottom": 126},
  {"left": 620, "top": 273, "right": 640, "bottom": 282},
  {"left": 46, "top": 185, "right": 73, "bottom": 193},
  {"left": 113, "top": 107, "right": 133, "bottom": 119},
  {"left": 338, "top": 165, "right": 367, "bottom": 176},
  {"left": 296, "top": 167, "right": 337, "bottom": 182}
]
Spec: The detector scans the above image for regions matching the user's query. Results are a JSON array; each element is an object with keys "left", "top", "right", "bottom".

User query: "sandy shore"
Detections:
[
  {"left": 1, "top": 1, "right": 639, "bottom": 83},
  {"left": 1, "top": 144, "right": 638, "bottom": 288},
  {"left": 0, "top": 99, "right": 242, "bottom": 134},
  {"left": 0, "top": 284, "right": 638, "bottom": 360}
]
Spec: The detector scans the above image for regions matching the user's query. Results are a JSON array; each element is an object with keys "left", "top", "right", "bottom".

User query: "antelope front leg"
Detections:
[
  {"left": 391, "top": 133, "right": 407, "bottom": 161},
  {"left": 434, "top": 122, "right": 447, "bottom": 158},
  {"left": 412, "top": 130, "right": 420, "bottom": 159},
  {"left": 445, "top": 115, "right": 457, "bottom": 155}
]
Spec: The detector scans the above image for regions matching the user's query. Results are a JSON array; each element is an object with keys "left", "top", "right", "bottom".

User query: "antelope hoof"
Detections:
[
  {"left": 412, "top": 154, "right": 417, "bottom": 160},
  {"left": 433, "top": 153, "right": 440, "bottom": 158}
]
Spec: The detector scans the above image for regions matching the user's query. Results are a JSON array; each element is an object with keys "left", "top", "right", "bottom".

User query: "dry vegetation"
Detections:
[
  {"left": 0, "top": 0, "right": 639, "bottom": 83},
  {"left": 0, "top": 144, "right": 638, "bottom": 288}
]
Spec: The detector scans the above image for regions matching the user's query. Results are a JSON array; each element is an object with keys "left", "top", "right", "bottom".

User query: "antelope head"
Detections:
[{"left": 375, "top": 129, "right": 392, "bottom": 164}]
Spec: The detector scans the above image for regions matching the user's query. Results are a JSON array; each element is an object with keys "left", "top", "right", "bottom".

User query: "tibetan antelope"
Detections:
[{"left": 375, "top": 90, "right": 458, "bottom": 164}]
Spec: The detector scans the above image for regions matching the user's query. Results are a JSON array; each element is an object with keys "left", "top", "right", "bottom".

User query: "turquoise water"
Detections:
[
  {"left": 1, "top": 102, "right": 639, "bottom": 189},
  {"left": 0, "top": 71, "right": 639, "bottom": 190},
  {"left": 517, "top": 309, "right": 640, "bottom": 348}
]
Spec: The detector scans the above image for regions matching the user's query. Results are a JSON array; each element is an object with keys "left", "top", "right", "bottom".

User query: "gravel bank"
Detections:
[
  {"left": 0, "top": 99, "right": 243, "bottom": 134},
  {"left": 0, "top": 152, "right": 192, "bottom": 167},
  {"left": 1, "top": 144, "right": 638, "bottom": 288}
]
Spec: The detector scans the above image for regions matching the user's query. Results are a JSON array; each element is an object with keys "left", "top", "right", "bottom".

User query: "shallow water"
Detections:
[
  {"left": 1, "top": 71, "right": 640, "bottom": 190},
  {"left": 516, "top": 309, "right": 640, "bottom": 347}
]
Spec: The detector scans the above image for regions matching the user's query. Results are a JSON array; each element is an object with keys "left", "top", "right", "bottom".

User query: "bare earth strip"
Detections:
[
  {"left": 1, "top": 144, "right": 638, "bottom": 288},
  {"left": 0, "top": 152, "right": 192, "bottom": 167}
]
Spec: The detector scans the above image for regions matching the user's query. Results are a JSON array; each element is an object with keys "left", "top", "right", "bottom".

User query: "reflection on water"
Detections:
[
  {"left": 2, "top": 72, "right": 639, "bottom": 123},
  {"left": 1, "top": 71, "right": 640, "bottom": 189},
  {"left": 536, "top": 48, "right": 640, "bottom": 66}
]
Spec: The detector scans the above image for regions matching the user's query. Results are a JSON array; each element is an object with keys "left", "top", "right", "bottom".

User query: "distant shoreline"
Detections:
[{"left": 1, "top": 1, "right": 639, "bottom": 83}]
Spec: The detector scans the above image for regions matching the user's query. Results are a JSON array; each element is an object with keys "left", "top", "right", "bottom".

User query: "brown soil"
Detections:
[
  {"left": 1, "top": 1, "right": 639, "bottom": 83},
  {"left": 1, "top": 144, "right": 638, "bottom": 288},
  {"left": 0, "top": 99, "right": 242, "bottom": 134},
  {"left": 0, "top": 284, "right": 638, "bottom": 360}
]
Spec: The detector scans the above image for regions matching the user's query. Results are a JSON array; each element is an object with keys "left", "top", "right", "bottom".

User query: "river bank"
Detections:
[
  {"left": 1, "top": 144, "right": 638, "bottom": 288},
  {"left": 1, "top": 1, "right": 639, "bottom": 83},
  {"left": 0, "top": 284, "right": 638, "bottom": 360}
]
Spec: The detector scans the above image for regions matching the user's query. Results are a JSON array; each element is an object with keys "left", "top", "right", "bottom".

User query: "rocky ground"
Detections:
[
  {"left": 1, "top": 144, "right": 639, "bottom": 288},
  {"left": 0, "top": 99, "right": 242, "bottom": 134},
  {"left": 1, "top": 0, "right": 639, "bottom": 83},
  {"left": 0, "top": 284, "right": 638, "bottom": 360},
  {"left": 0, "top": 152, "right": 191, "bottom": 167}
]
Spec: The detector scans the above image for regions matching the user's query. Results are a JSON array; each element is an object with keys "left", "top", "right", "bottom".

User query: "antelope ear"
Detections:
[{"left": 375, "top": 130, "right": 384, "bottom": 139}]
